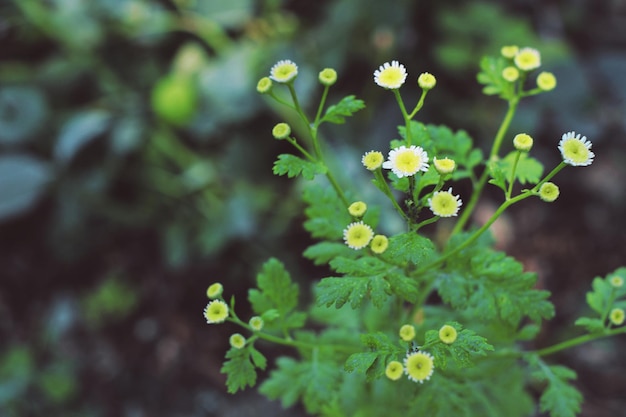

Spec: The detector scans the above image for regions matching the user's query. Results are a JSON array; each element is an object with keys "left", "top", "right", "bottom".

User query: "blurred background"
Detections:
[{"left": 0, "top": 0, "right": 625, "bottom": 416}]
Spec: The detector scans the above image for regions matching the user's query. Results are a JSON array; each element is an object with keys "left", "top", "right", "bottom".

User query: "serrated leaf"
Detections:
[
  {"left": 488, "top": 159, "right": 508, "bottom": 192},
  {"left": 220, "top": 346, "right": 259, "bottom": 394},
  {"left": 536, "top": 365, "right": 582, "bottom": 417},
  {"left": 273, "top": 154, "right": 327, "bottom": 180},
  {"left": 344, "top": 352, "right": 378, "bottom": 374},
  {"left": 574, "top": 316, "right": 605, "bottom": 333},
  {"left": 249, "top": 346, "right": 267, "bottom": 370},
  {"left": 316, "top": 277, "right": 368, "bottom": 309},
  {"left": 303, "top": 242, "right": 356, "bottom": 265},
  {"left": 381, "top": 232, "right": 437, "bottom": 267},
  {"left": 303, "top": 183, "right": 350, "bottom": 240},
  {"left": 425, "top": 323, "right": 493, "bottom": 369},
  {"left": 501, "top": 151, "right": 544, "bottom": 185},
  {"left": 321, "top": 95, "right": 365, "bottom": 124}
]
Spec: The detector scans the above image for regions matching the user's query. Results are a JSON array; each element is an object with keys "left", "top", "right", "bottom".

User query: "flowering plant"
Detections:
[{"left": 207, "top": 49, "right": 625, "bottom": 417}]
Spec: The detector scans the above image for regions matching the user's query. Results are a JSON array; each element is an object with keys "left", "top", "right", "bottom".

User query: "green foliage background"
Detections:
[{"left": 1, "top": 0, "right": 625, "bottom": 416}]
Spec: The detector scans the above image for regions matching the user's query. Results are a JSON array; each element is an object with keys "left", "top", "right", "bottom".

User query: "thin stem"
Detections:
[
  {"left": 286, "top": 137, "right": 317, "bottom": 162},
  {"left": 393, "top": 89, "right": 412, "bottom": 145},
  {"left": 408, "top": 90, "right": 428, "bottom": 119},
  {"left": 506, "top": 150, "right": 523, "bottom": 200},
  {"left": 314, "top": 85, "right": 330, "bottom": 126},
  {"left": 374, "top": 169, "right": 409, "bottom": 221},
  {"left": 531, "top": 326, "right": 626, "bottom": 357}
]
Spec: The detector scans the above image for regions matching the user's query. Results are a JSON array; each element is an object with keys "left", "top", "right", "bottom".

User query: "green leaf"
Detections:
[
  {"left": 303, "top": 242, "right": 356, "bottom": 265},
  {"left": 381, "top": 232, "right": 438, "bottom": 267},
  {"left": 425, "top": 323, "right": 493, "bottom": 369},
  {"left": 501, "top": 151, "right": 544, "bottom": 185},
  {"left": 248, "top": 258, "right": 305, "bottom": 330},
  {"left": 344, "top": 333, "right": 402, "bottom": 381},
  {"left": 488, "top": 158, "right": 508, "bottom": 192},
  {"left": 321, "top": 95, "right": 365, "bottom": 124},
  {"left": 534, "top": 363, "right": 583, "bottom": 417},
  {"left": 220, "top": 346, "right": 259, "bottom": 394},
  {"left": 273, "top": 154, "right": 327, "bottom": 180},
  {"left": 316, "top": 274, "right": 391, "bottom": 309},
  {"left": 476, "top": 55, "right": 513, "bottom": 100},
  {"left": 574, "top": 316, "right": 605, "bottom": 333},
  {"left": 303, "top": 183, "right": 350, "bottom": 240},
  {"left": 259, "top": 356, "right": 340, "bottom": 414}
]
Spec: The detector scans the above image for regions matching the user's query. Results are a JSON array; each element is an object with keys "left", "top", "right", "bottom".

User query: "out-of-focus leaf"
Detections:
[
  {"left": 0, "top": 155, "right": 52, "bottom": 220},
  {"left": 0, "top": 86, "right": 47, "bottom": 145},
  {"left": 54, "top": 110, "right": 112, "bottom": 163}
]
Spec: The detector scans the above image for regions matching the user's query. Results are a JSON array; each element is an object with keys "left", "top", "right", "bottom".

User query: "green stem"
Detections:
[
  {"left": 374, "top": 168, "right": 409, "bottom": 221},
  {"left": 393, "top": 89, "right": 412, "bottom": 145},
  {"left": 506, "top": 150, "right": 523, "bottom": 200},
  {"left": 408, "top": 90, "right": 428, "bottom": 119},
  {"left": 287, "top": 137, "right": 317, "bottom": 162},
  {"left": 314, "top": 85, "right": 330, "bottom": 126},
  {"left": 532, "top": 326, "right": 626, "bottom": 357},
  {"left": 451, "top": 98, "right": 519, "bottom": 235}
]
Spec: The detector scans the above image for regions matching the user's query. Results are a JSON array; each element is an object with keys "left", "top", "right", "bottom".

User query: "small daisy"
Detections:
[
  {"left": 256, "top": 77, "right": 272, "bottom": 94},
  {"left": 610, "top": 276, "right": 624, "bottom": 288},
  {"left": 348, "top": 201, "right": 367, "bottom": 217},
  {"left": 318, "top": 68, "right": 337, "bottom": 86},
  {"left": 385, "top": 361, "right": 404, "bottom": 381},
  {"left": 272, "top": 122, "right": 291, "bottom": 140},
  {"left": 538, "top": 182, "right": 560, "bottom": 202},
  {"left": 502, "top": 66, "right": 520, "bottom": 82},
  {"left": 229, "top": 333, "right": 246, "bottom": 349},
  {"left": 206, "top": 283, "right": 223, "bottom": 299},
  {"left": 362, "top": 151, "right": 384, "bottom": 171},
  {"left": 418, "top": 72, "right": 436, "bottom": 90},
  {"left": 374, "top": 60, "right": 408, "bottom": 89},
  {"left": 382, "top": 145, "right": 429, "bottom": 178},
  {"left": 399, "top": 324, "right": 416, "bottom": 342},
  {"left": 514, "top": 47, "right": 541, "bottom": 71},
  {"left": 204, "top": 300, "right": 229, "bottom": 324},
  {"left": 501, "top": 45, "right": 519, "bottom": 59},
  {"left": 249, "top": 316, "right": 264, "bottom": 331},
  {"left": 558, "top": 131, "right": 594, "bottom": 166},
  {"left": 404, "top": 351, "right": 434, "bottom": 383},
  {"left": 513, "top": 133, "right": 533, "bottom": 152},
  {"left": 370, "top": 234, "right": 389, "bottom": 254},
  {"left": 438, "top": 324, "right": 458, "bottom": 344},
  {"left": 610, "top": 308, "right": 625, "bottom": 326},
  {"left": 270, "top": 59, "right": 298, "bottom": 83},
  {"left": 537, "top": 71, "right": 557, "bottom": 91},
  {"left": 433, "top": 157, "right": 456, "bottom": 175},
  {"left": 428, "top": 188, "right": 462, "bottom": 217},
  {"left": 343, "top": 221, "right": 374, "bottom": 250}
]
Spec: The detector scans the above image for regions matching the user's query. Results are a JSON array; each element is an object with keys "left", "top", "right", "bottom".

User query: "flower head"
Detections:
[
  {"left": 249, "top": 316, "right": 264, "bottom": 331},
  {"left": 514, "top": 47, "right": 541, "bottom": 71},
  {"left": 610, "top": 276, "right": 624, "bottom": 288},
  {"left": 343, "top": 221, "right": 374, "bottom": 250},
  {"left": 256, "top": 77, "right": 272, "bottom": 94},
  {"left": 272, "top": 122, "right": 291, "bottom": 140},
  {"left": 318, "top": 68, "right": 337, "bottom": 86},
  {"left": 348, "top": 201, "right": 367, "bottom": 217},
  {"left": 404, "top": 351, "right": 434, "bottom": 383},
  {"left": 501, "top": 45, "right": 519, "bottom": 59},
  {"left": 229, "top": 333, "right": 246, "bottom": 349},
  {"left": 206, "top": 283, "right": 223, "bottom": 299},
  {"left": 610, "top": 308, "right": 625, "bottom": 326},
  {"left": 270, "top": 59, "right": 298, "bottom": 83},
  {"left": 385, "top": 361, "right": 404, "bottom": 381},
  {"left": 428, "top": 188, "right": 462, "bottom": 217},
  {"left": 382, "top": 145, "right": 429, "bottom": 178},
  {"left": 438, "top": 324, "right": 458, "bottom": 344},
  {"left": 537, "top": 71, "right": 557, "bottom": 91},
  {"left": 374, "top": 60, "right": 407, "bottom": 89},
  {"left": 418, "top": 72, "right": 436, "bottom": 90},
  {"left": 513, "top": 133, "right": 533, "bottom": 152},
  {"left": 399, "top": 324, "right": 416, "bottom": 342},
  {"left": 558, "top": 131, "right": 594, "bottom": 166},
  {"left": 433, "top": 157, "right": 456, "bottom": 175},
  {"left": 370, "top": 234, "right": 389, "bottom": 254},
  {"left": 362, "top": 151, "right": 384, "bottom": 171},
  {"left": 502, "top": 66, "right": 520, "bottom": 82},
  {"left": 538, "top": 182, "right": 560, "bottom": 202},
  {"left": 204, "top": 300, "right": 229, "bottom": 324}
]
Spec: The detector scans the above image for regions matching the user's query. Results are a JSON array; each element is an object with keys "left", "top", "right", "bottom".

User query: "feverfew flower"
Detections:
[
  {"left": 385, "top": 361, "right": 404, "bottom": 381},
  {"left": 502, "top": 66, "right": 520, "bottom": 82},
  {"left": 558, "top": 131, "right": 594, "bottom": 166},
  {"left": 438, "top": 324, "right": 458, "bottom": 344},
  {"left": 249, "top": 316, "right": 264, "bottom": 331},
  {"left": 256, "top": 77, "right": 272, "bottom": 94},
  {"left": 370, "top": 234, "right": 389, "bottom": 254},
  {"left": 272, "top": 122, "right": 291, "bottom": 139},
  {"left": 501, "top": 45, "right": 519, "bottom": 59},
  {"left": 610, "top": 276, "right": 624, "bottom": 288},
  {"left": 610, "top": 308, "right": 625, "bottom": 326},
  {"left": 374, "top": 60, "right": 407, "bottom": 89},
  {"left": 348, "top": 201, "right": 367, "bottom": 217},
  {"left": 404, "top": 351, "right": 434, "bottom": 383},
  {"left": 343, "top": 221, "right": 374, "bottom": 250},
  {"left": 204, "top": 300, "right": 229, "bottom": 324},
  {"left": 382, "top": 145, "right": 429, "bottom": 178},
  {"left": 513, "top": 133, "right": 533, "bottom": 152},
  {"left": 433, "top": 157, "right": 455, "bottom": 175},
  {"left": 418, "top": 72, "right": 436, "bottom": 90},
  {"left": 318, "top": 68, "right": 337, "bottom": 86},
  {"left": 399, "top": 324, "right": 416, "bottom": 342},
  {"left": 229, "top": 333, "right": 246, "bottom": 349},
  {"left": 270, "top": 59, "right": 298, "bottom": 83},
  {"left": 206, "top": 283, "right": 223, "bottom": 299},
  {"left": 362, "top": 151, "right": 384, "bottom": 171},
  {"left": 428, "top": 188, "right": 462, "bottom": 217},
  {"left": 514, "top": 47, "right": 541, "bottom": 71},
  {"left": 537, "top": 71, "right": 557, "bottom": 91},
  {"left": 538, "top": 182, "right": 560, "bottom": 202}
]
